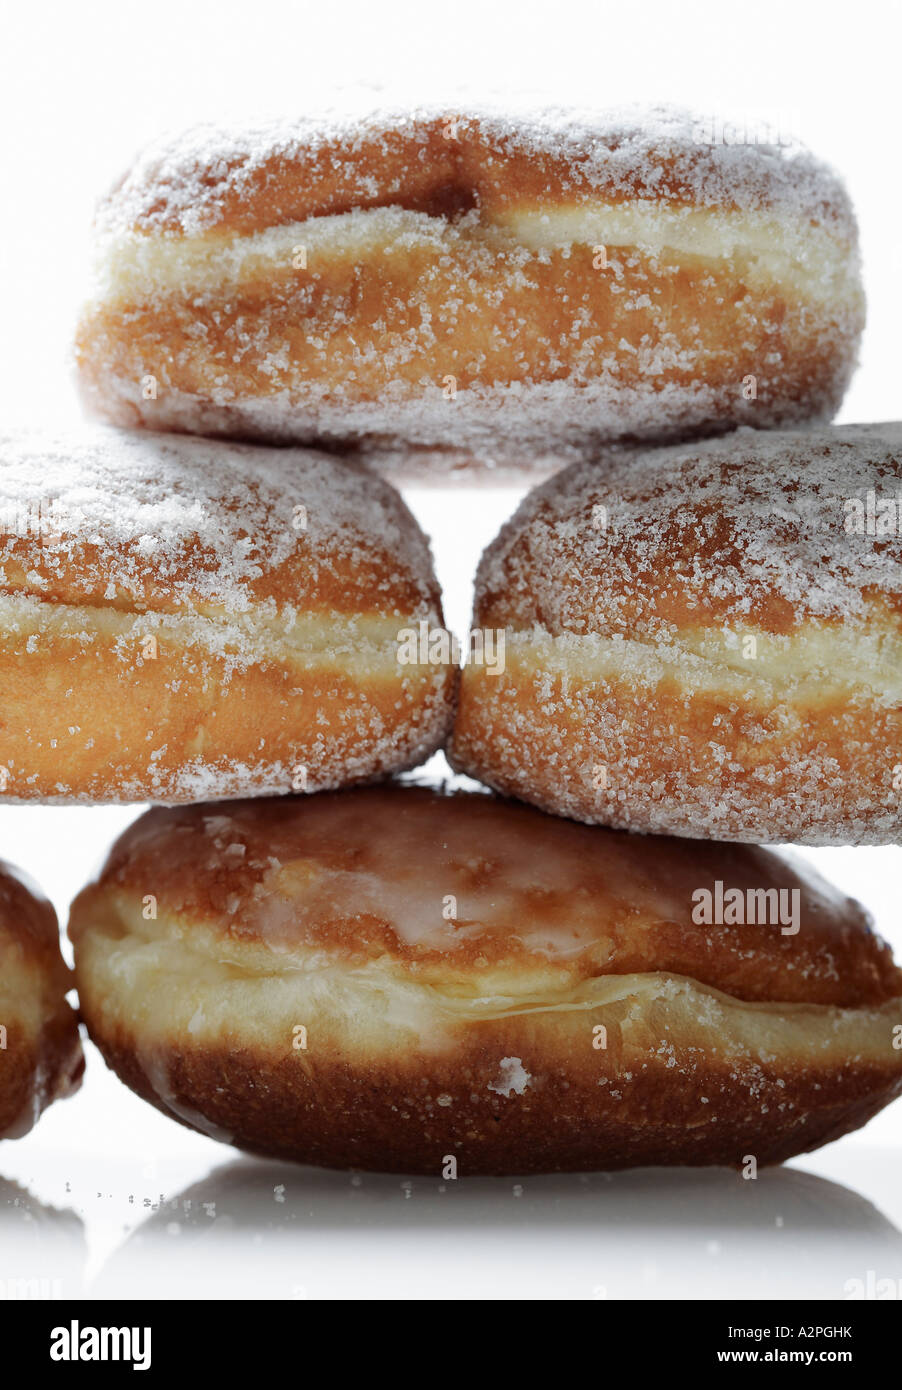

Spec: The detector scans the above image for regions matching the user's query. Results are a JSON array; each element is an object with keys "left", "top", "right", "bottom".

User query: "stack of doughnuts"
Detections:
[{"left": 8, "top": 104, "right": 902, "bottom": 1174}]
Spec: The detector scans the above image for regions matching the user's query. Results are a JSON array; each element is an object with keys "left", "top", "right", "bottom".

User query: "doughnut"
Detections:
[
  {"left": 448, "top": 423, "right": 902, "bottom": 844},
  {"left": 73, "top": 105, "right": 864, "bottom": 468},
  {"left": 0, "top": 427, "right": 455, "bottom": 803},
  {"left": 68, "top": 782, "right": 902, "bottom": 1174},
  {"left": 0, "top": 860, "right": 83, "bottom": 1139}
]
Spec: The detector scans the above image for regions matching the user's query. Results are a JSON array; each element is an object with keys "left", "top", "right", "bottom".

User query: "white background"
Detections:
[{"left": 0, "top": 0, "right": 900, "bottom": 1301}]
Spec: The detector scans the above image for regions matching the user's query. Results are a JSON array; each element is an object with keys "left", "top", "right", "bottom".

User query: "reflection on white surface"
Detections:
[
  {"left": 0, "top": 1178, "right": 86, "bottom": 1300},
  {"left": 86, "top": 1159, "right": 902, "bottom": 1301},
  {"left": 4, "top": 1129, "right": 902, "bottom": 1301}
]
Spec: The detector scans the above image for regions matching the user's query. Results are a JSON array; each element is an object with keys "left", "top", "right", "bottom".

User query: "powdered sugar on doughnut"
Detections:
[
  {"left": 0, "top": 427, "right": 454, "bottom": 805},
  {"left": 476, "top": 424, "right": 902, "bottom": 631},
  {"left": 450, "top": 424, "right": 902, "bottom": 846},
  {"left": 76, "top": 105, "right": 864, "bottom": 465},
  {"left": 0, "top": 425, "right": 440, "bottom": 616},
  {"left": 96, "top": 104, "right": 857, "bottom": 240}
]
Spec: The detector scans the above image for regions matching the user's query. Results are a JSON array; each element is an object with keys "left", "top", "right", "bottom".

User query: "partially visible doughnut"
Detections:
[
  {"left": 0, "top": 428, "right": 455, "bottom": 802},
  {"left": 0, "top": 861, "right": 83, "bottom": 1139},
  {"left": 69, "top": 783, "right": 902, "bottom": 1174},
  {"left": 449, "top": 424, "right": 902, "bottom": 844},
  {"left": 74, "top": 106, "right": 864, "bottom": 468}
]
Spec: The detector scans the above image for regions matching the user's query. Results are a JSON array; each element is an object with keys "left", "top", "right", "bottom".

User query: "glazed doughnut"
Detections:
[
  {"left": 73, "top": 106, "right": 864, "bottom": 469},
  {"left": 449, "top": 423, "right": 902, "bottom": 845},
  {"left": 0, "top": 428, "right": 455, "bottom": 803},
  {"left": 69, "top": 783, "right": 902, "bottom": 1174},
  {"left": 0, "top": 861, "right": 83, "bottom": 1139}
]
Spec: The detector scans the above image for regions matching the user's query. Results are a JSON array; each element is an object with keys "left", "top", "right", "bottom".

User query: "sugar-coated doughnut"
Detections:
[
  {"left": 449, "top": 424, "right": 902, "bottom": 845},
  {"left": 74, "top": 106, "right": 863, "bottom": 469},
  {"left": 0, "top": 861, "right": 83, "bottom": 1139},
  {"left": 0, "top": 428, "right": 455, "bottom": 803},
  {"left": 69, "top": 783, "right": 902, "bottom": 1174}
]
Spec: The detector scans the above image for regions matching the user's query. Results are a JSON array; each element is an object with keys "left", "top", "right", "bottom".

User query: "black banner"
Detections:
[{"left": 3, "top": 1299, "right": 898, "bottom": 1374}]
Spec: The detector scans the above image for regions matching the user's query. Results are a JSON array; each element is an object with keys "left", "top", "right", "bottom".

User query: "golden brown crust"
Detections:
[
  {"left": 75, "top": 249, "right": 855, "bottom": 455},
  {"left": 450, "top": 653, "right": 901, "bottom": 846},
  {"left": 449, "top": 425, "right": 902, "bottom": 845},
  {"left": 0, "top": 645, "right": 455, "bottom": 804},
  {"left": 0, "top": 862, "right": 83, "bottom": 1139},
  {"left": 83, "top": 1023, "right": 902, "bottom": 1177},
  {"left": 74, "top": 108, "right": 864, "bottom": 462},
  {"left": 69, "top": 785, "right": 902, "bottom": 1173},
  {"left": 0, "top": 429, "right": 456, "bottom": 802}
]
